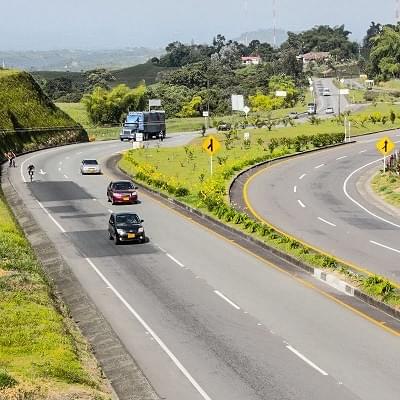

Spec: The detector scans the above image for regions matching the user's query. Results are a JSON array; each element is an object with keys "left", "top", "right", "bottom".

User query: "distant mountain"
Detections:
[
  {"left": 0, "top": 48, "right": 164, "bottom": 72},
  {"left": 234, "top": 29, "right": 287, "bottom": 46}
]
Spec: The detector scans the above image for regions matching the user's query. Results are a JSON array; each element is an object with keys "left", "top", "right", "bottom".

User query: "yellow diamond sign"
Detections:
[
  {"left": 376, "top": 136, "right": 395, "bottom": 156},
  {"left": 202, "top": 135, "right": 221, "bottom": 156}
]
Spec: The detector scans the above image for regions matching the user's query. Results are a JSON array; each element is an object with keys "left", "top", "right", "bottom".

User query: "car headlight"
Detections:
[
  {"left": 138, "top": 227, "right": 144, "bottom": 233},
  {"left": 132, "top": 191, "right": 137, "bottom": 196},
  {"left": 117, "top": 229, "right": 125, "bottom": 235}
]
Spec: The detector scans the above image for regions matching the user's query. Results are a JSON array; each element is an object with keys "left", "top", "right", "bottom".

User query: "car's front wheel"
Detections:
[{"left": 114, "top": 233, "right": 120, "bottom": 245}]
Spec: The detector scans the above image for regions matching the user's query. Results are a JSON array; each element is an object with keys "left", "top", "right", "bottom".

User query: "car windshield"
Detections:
[
  {"left": 83, "top": 160, "right": 98, "bottom": 165},
  {"left": 113, "top": 182, "right": 134, "bottom": 190},
  {"left": 115, "top": 214, "right": 140, "bottom": 225}
]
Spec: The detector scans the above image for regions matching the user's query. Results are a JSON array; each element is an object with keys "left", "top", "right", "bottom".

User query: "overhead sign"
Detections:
[
  {"left": 149, "top": 99, "right": 161, "bottom": 107},
  {"left": 232, "top": 94, "right": 245, "bottom": 111},
  {"left": 376, "top": 136, "right": 395, "bottom": 156},
  {"left": 202, "top": 135, "right": 221, "bottom": 156},
  {"left": 275, "top": 90, "right": 287, "bottom": 97}
]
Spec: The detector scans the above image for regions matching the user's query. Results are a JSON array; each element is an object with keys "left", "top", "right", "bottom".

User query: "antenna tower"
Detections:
[{"left": 273, "top": 0, "right": 277, "bottom": 48}]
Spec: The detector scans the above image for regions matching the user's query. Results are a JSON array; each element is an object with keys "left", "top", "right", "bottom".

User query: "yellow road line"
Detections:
[{"left": 243, "top": 159, "right": 400, "bottom": 290}]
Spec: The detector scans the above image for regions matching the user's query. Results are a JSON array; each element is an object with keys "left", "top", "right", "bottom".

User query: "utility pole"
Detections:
[
  {"left": 273, "top": 0, "right": 277, "bottom": 48},
  {"left": 396, "top": 0, "right": 400, "bottom": 22}
]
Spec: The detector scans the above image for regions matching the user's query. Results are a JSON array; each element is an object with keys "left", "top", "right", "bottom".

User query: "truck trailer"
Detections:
[{"left": 120, "top": 111, "right": 166, "bottom": 141}]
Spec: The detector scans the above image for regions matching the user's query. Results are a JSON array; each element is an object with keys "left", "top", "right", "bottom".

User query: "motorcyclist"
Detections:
[{"left": 27, "top": 164, "right": 35, "bottom": 181}]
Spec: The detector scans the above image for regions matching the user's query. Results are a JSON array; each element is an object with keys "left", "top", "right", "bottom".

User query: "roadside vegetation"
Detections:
[
  {"left": 371, "top": 171, "right": 400, "bottom": 208},
  {"left": 0, "top": 191, "right": 110, "bottom": 399}
]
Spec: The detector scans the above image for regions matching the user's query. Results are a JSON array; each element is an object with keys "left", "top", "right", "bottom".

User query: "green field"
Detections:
[
  {"left": 371, "top": 172, "right": 400, "bottom": 208},
  {"left": 0, "top": 191, "right": 110, "bottom": 398}
]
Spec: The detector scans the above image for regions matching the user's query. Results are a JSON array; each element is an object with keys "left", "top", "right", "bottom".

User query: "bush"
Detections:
[{"left": 0, "top": 370, "right": 17, "bottom": 389}]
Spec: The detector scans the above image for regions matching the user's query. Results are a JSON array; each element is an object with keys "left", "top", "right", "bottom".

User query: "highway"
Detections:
[
  {"left": 245, "top": 130, "right": 400, "bottom": 283},
  {"left": 7, "top": 136, "right": 400, "bottom": 400}
]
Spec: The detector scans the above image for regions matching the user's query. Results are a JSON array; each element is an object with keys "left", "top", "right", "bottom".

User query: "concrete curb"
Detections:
[
  {"left": 112, "top": 156, "right": 400, "bottom": 323},
  {"left": 1, "top": 163, "right": 160, "bottom": 400}
]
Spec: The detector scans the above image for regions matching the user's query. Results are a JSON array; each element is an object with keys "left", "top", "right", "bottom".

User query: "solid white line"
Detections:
[
  {"left": 298, "top": 200, "right": 306, "bottom": 208},
  {"left": 359, "top": 150, "right": 367, "bottom": 154},
  {"left": 108, "top": 209, "right": 113, "bottom": 214},
  {"left": 315, "top": 164, "right": 325, "bottom": 169},
  {"left": 293, "top": 186, "right": 297, "bottom": 193},
  {"left": 85, "top": 258, "right": 213, "bottom": 400},
  {"left": 336, "top": 156, "right": 347, "bottom": 160},
  {"left": 286, "top": 345, "right": 328, "bottom": 376},
  {"left": 343, "top": 159, "right": 400, "bottom": 229},
  {"left": 167, "top": 253, "right": 185, "bottom": 267},
  {"left": 64, "top": 174, "right": 69, "bottom": 179},
  {"left": 37, "top": 201, "right": 66, "bottom": 233},
  {"left": 396, "top": 134, "right": 400, "bottom": 137},
  {"left": 299, "top": 174, "right": 307, "bottom": 180},
  {"left": 214, "top": 290, "right": 241, "bottom": 310},
  {"left": 318, "top": 217, "right": 336, "bottom": 227},
  {"left": 370, "top": 240, "right": 400, "bottom": 254}
]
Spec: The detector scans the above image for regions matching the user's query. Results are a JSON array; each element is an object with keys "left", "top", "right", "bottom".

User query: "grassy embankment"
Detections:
[
  {"left": 119, "top": 108, "right": 400, "bottom": 308},
  {"left": 0, "top": 193, "right": 110, "bottom": 398},
  {"left": 0, "top": 70, "right": 87, "bottom": 159},
  {"left": 371, "top": 172, "right": 400, "bottom": 208}
]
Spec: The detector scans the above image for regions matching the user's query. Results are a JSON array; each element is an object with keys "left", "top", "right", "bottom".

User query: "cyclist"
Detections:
[{"left": 27, "top": 164, "right": 35, "bottom": 181}]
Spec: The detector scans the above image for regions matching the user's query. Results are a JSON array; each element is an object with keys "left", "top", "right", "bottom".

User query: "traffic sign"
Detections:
[
  {"left": 202, "top": 135, "right": 221, "bottom": 156},
  {"left": 376, "top": 136, "right": 395, "bottom": 156}
]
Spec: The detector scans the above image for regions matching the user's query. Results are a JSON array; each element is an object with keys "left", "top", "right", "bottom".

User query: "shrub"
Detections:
[
  {"left": 175, "top": 186, "right": 190, "bottom": 197},
  {"left": 0, "top": 371, "right": 17, "bottom": 389}
]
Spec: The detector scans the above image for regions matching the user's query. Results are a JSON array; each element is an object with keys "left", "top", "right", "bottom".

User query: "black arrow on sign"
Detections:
[{"left": 207, "top": 139, "right": 214, "bottom": 152}]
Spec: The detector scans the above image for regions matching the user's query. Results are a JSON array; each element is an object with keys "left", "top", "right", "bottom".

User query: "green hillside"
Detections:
[
  {"left": 111, "top": 63, "right": 171, "bottom": 86},
  {"left": 0, "top": 69, "right": 78, "bottom": 130},
  {"left": 0, "top": 69, "right": 87, "bottom": 160}
]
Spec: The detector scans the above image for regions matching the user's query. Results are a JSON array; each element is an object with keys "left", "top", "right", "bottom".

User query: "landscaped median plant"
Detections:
[{"left": 119, "top": 130, "right": 400, "bottom": 310}]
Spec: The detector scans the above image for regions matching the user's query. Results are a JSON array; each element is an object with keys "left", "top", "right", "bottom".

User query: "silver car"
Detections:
[{"left": 80, "top": 159, "right": 101, "bottom": 175}]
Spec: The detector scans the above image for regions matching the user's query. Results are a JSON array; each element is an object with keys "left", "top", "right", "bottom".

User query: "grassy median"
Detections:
[
  {"left": 371, "top": 172, "right": 400, "bottom": 208},
  {"left": 0, "top": 191, "right": 110, "bottom": 399}
]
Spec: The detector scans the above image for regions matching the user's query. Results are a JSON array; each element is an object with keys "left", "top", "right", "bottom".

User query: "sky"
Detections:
[{"left": 0, "top": 0, "right": 397, "bottom": 51}]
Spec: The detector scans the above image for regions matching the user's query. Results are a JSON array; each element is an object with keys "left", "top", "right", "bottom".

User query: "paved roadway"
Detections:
[
  {"left": 7, "top": 135, "right": 400, "bottom": 400},
  {"left": 246, "top": 130, "right": 400, "bottom": 283},
  {"left": 314, "top": 77, "right": 350, "bottom": 116}
]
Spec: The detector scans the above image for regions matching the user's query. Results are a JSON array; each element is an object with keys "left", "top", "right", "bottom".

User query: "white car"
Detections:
[
  {"left": 325, "top": 107, "right": 334, "bottom": 114},
  {"left": 80, "top": 159, "right": 101, "bottom": 175},
  {"left": 322, "top": 88, "right": 331, "bottom": 96}
]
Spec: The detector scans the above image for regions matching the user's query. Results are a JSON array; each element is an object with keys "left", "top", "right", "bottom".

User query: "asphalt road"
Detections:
[
  {"left": 314, "top": 77, "right": 350, "bottom": 116},
  {"left": 7, "top": 136, "right": 400, "bottom": 400},
  {"left": 246, "top": 130, "right": 400, "bottom": 283}
]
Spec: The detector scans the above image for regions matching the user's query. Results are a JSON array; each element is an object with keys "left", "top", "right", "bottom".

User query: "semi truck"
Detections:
[{"left": 120, "top": 111, "right": 166, "bottom": 141}]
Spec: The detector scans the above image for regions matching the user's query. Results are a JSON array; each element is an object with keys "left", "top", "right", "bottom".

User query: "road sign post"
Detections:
[
  {"left": 202, "top": 135, "right": 221, "bottom": 175},
  {"left": 376, "top": 136, "right": 395, "bottom": 173}
]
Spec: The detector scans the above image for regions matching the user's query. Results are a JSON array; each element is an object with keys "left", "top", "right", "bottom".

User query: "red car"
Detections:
[{"left": 107, "top": 180, "right": 138, "bottom": 205}]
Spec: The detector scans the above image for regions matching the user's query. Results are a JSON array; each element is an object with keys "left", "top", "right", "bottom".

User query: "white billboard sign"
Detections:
[
  {"left": 339, "top": 89, "right": 350, "bottom": 95},
  {"left": 275, "top": 90, "right": 287, "bottom": 97},
  {"left": 203, "top": 111, "right": 209, "bottom": 117},
  {"left": 149, "top": 99, "right": 162, "bottom": 107},
  {"left": 232, "top": 95, "right": 245, "bottom": 111}
]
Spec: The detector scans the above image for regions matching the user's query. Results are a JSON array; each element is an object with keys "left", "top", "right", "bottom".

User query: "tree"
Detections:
[
  {"left": 362, "top": 22, "right": 382, "bottom": 58},
  {"left": 82, "top": 84, "right": 147, "bottom": 125},
  {"left": 369, "top": 26, "right": 400, "bottom": 78},
  {"left": 177, "top": 96, "right": 203, "bottom": 117}
]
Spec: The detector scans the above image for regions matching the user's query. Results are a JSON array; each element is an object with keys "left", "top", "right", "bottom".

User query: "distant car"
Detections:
[
  {"left": 288, "top": 111, "right": 299, "bottom": 119},
  {"left": 322, "top": 88, "right": 331, "bottom": 96},
  {"left": 108, "top": 212, "right": 145, "bottom": 244},
  {"left": 107, "top": 180, "right": 138, "bottom": 205},
  {"left": 217, "top": 123, "right": 231, "bottom": 131},
  {"left": 325, "top": 107, "right": 334, "bottom": 114},
  {"left": 80, "top": 159, "right": 101, "bottom": 175}
]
